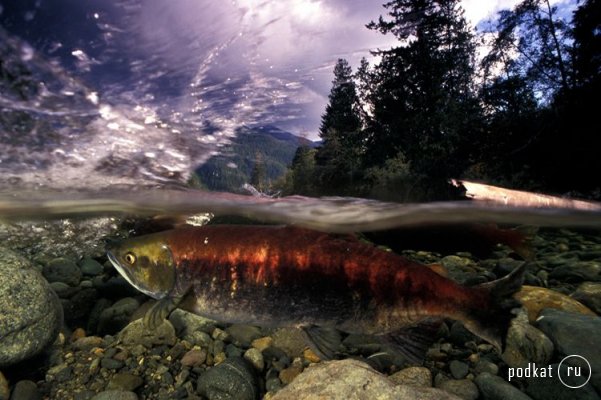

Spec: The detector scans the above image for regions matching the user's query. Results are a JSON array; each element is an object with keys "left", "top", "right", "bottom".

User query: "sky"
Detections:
[{"left": 0, "top": 0, "right": 576, "bottom": 140}]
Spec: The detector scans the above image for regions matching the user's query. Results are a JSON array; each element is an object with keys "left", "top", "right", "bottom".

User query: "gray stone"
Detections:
[
  {"left": 0, "top": 248, "right": 63, "bottom": 367},
  {"left": 45, "top": 364, "right": 73, "bottom": 383},
  {"left": 64, "top": 288, "right": 98, "bottom": 322},
  {"left": 42, "top": 257, "right": 82, "bottom": 286},
  {"left": 438, "top": 379, "right": 479, "bottom": 400},
  {"left": 106, "top": 373, "right": 144, "bottom": 391},
  {"left": 535, "top": 309, "right": 601, "bottom": 393},
  {"left": 181, "top": 348, "right": 207, "bottom": 367},
  {"left": 449, "top": 360, "right": 469, "bottom": 379},
  {"left": 244, "top": 348, "right": 265, "bottom": 371},
  {"left": 50, "top": 281, "right": 80, "bottom": 298},
  {"left": 212, "top": 328, "right": 230, "bottom": 342},
  {"left": 72, "top": 336, "right": 105, "bottom": 351},
  {"left": 449, "top": 321, "right": 476, "bottom": 346},
  {"left": 271, "top": 359, "right": 461, "bottom": 400},
  {"left": 226, "top": 325, "right": 262, "bottom": 348},
  {"left": 271, "top": 328, "right": 308, "bottom": 358},
  {"left": 474, "top": 360, "right": 499, "bottom": 376},
  {"left": 87, "top": 298, "right": 112, "bottom": 334},
  {"left": 79, "top": 258, "right": 104, "bottom": 276},
  {"left": 97, "top": 297, "right": 140, "bottom": 335},
  {"left": 526, "top": 363, "right": 600, "bottom": 400},
  {"left": 475, "top": 372, "right": 533, "bottom": 400},
  {"left": 388, "top": 366, "right": 432, "bottom": 387},
  {"left": 441, "top": 256, "right": 479, "bottom": 284},
  {"left": 101, "top": 357, "right": 124, "bottom": 370},
  {"left": 197, "top": 356, "right": 258, "bottom": 400},
  {"left": 571, "top": 282, "right": 601, "bottom": 314},
  {"left": 118, "top": 319, "right": 177, "bottom": 348},
  {"left": 168, "top": 309, "right": 216, "bottom": 337},
  {"left": 90, "top": 391, "right": 138, "bottom": 400},
  {"left": 549, "top": 261, "right": 601, "bottom": 282},
  {"left": 9, "top": 380, "right": 41, "bottom": 400},
  {"left": 502, "top": 309, "right": 554, "bottom": 368}
]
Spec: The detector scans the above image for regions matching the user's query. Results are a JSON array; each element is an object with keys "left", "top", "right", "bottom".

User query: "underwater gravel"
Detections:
[{"left": 0, "top": 228, "right": 600, "bottom": 399}]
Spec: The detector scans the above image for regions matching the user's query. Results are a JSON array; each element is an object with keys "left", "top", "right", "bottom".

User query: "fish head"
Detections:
[{"left": 106, "top": 235, "right": 176, "bottom": 299}]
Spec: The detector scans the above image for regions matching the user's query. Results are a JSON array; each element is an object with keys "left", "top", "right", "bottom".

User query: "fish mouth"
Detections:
[{"left": 106, "top": 251, "right": 164, "bottom": 299}]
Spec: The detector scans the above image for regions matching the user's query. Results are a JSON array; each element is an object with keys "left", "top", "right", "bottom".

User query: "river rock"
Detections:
[
  {"left": 271, "top": 328, "right": 308, "bottom": 358},
  {"left": 571, "top": 282, "right": 601, "bottom": 314},
  {"left": 79, "top": 258, "right": 104, "bottom": 276},
  {"left": 535, "top": 309, "right": 601, "bottom": 393},
  {"left": 449, "top": 360, "right": 469, "bottom": 379},
  {"left": 10, "top": 380, "right": 41, "bottom": 400},
  {"left": 42, "top": 257, "right": 82, "bottom": 286},
  {"left": 475, "top": 372, "right": 533, "bottom": 400},
  {"left": 437, "top": 379, "right": 479, "bottom": 400},
  {"left": 117, "top": 319, "right": 177, "bottom": 348},
  {"left": 388, "top": 366, "right": 432, "bottom": 387},
  {"left": 0, "top": 248, "right": 63, "bottom": 367},
  {"left": 90, "top": 390, "right": 138, "bottom": 400},
  {"left": 226, "top": 325, "right": 263, "bottom": 348},
  {"left": 441, "top": 256, "right": 479, "bottom": 284},
  {"left": 549, "top": 261, "right": 601, "bottom": 282},
  {"left": 97, "top": 297, "right": 140, "bottom": 335},
  {"left": 168, "top": 309, "right": 216, "bottom": 338},
  {"left": 244, "top": 348, "right": 265, "bottom": 371},
  {"left": 271, "top": 359, "right": 462, "bottom": 400},
  {"left": 63, "top": 288, "right": 98, "bottom": 323},
  {"left": 514, "top": 286, "right": 595, "bottom": 322},
  {"left": 106, "top": 373, "right": 144, "bottom": 392},
  {"left": 502, "top": 309, "right": 554, "bottom": 368},
  {"left": 526, "top": 363, "right": 600, "bottom": 400},
  {"left": 197, "top": 356, "right": 258, "bottom": 400}
]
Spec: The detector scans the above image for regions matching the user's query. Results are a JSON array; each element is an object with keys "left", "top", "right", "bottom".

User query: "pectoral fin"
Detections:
[
  {"left": 379, "top": 318, "right": 443, "bottom": 365},
  {"left": 301, "top": 325, "right": 342, "bottom": 360},
  {"left": 143, "top": 296, "right": 181, "bottom": 329}
]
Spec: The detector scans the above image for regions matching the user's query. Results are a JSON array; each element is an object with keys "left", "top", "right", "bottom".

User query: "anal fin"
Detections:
[
  {"left": 301, "top": 325, "right": 342, "bottom": 360},
  {"left": 379, "top": 318, "right": 443, "bottom": 365}
]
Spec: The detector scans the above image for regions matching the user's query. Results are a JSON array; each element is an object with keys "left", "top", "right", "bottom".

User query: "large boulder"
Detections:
[
  {"left": 271, "top": 359, "right": 461, "bottom": 400},
  {"left": 0, "top": 247, "right": 63, "bottom": 367}
]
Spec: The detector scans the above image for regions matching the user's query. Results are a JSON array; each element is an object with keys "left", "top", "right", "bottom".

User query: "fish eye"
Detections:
[{"left": 124, "top": 252, "right": 137, "bottom": 265}]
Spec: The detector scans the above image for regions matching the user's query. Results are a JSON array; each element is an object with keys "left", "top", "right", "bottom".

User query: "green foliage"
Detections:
[{"left": 280, "top": 146, "right": 318, "bottom": 196}]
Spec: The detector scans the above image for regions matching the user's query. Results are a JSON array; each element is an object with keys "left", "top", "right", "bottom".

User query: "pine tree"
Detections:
[
  {"left": 365, "top": 0, "right": 481, "bottom": 189},
  {"left": 314, "top": 59, "right": 363, "bottom": 193}
]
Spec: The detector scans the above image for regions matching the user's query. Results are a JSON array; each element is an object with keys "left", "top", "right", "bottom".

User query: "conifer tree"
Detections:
[{"left": 314, "top": 58, "right": 363, "bottom": 193}]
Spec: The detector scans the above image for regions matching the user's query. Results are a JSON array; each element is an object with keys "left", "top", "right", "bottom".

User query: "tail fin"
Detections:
[
  {"left": 509, "top": 225, "right": 538, "bottom": 260},
  {"left": 461, "top": 264, "right": 526, "bottom": 352}
]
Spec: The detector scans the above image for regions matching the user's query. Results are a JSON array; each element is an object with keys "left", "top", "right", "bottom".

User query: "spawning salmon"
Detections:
[{"left": 106, "top": 225, "right": 524, "bottom": 361}]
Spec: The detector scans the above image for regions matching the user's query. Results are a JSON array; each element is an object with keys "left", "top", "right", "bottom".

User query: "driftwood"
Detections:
[{"left": 452, "top": 179, "right": 601, "bottom": 211}]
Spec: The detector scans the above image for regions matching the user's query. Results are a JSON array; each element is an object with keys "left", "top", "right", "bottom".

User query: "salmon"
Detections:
[{"left": 106, "top": 225, "right": 524, "bottom": 362}]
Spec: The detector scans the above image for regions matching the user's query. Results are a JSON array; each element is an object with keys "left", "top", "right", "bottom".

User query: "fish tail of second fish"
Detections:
[
  {"left": 459, "top": 264, "right": 526, "bottom": 352},
  {"left": 510, "top": 225, "right": 539, "bottom": 260}
]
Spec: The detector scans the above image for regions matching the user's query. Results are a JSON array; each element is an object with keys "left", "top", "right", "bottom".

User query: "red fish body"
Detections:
[{"left": 107, "top": 224, "right": 524, "bottom": 359}]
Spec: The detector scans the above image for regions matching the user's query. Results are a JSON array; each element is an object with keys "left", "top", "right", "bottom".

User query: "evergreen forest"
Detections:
[{"left": 281, "top": 0, "right": 601, "bottom": 201}]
